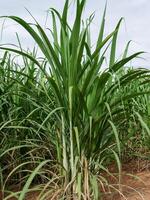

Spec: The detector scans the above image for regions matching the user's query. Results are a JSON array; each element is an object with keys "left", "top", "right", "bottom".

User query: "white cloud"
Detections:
[{"left": 130, "top": 0, "right": 147, "bottom": 6}]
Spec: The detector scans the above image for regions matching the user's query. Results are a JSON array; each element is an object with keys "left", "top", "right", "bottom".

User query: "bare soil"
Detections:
[
  {"left": 103, "top": 159, "right": 150, "bottom": 200},
  {"left": 103, "top": 171, "right": 150, "bottom": 200}
]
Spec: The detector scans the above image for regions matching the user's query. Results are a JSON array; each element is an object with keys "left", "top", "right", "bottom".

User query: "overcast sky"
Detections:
[{"left": 0, "top": 0, "right": 150, "bottom": 68}]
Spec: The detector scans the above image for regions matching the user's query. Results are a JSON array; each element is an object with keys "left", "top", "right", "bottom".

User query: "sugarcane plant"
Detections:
[{"left": 0, "top": 0, "right": 150, "bottom": 199}]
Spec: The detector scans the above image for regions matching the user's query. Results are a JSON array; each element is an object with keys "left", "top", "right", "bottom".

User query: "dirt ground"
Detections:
[
  {"left": 103, "top": 171, "right": 150, "bottom": 200},
  {"left": 1, "top": 160, "right": 150, "bottom": 200},
  {"left": 104, "top": 159, "right": 150, "bottom": 200}
]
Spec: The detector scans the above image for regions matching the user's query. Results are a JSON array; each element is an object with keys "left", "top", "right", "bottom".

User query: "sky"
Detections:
[{"left": 0, "top": 0, "right": 150, "bottom": 68}]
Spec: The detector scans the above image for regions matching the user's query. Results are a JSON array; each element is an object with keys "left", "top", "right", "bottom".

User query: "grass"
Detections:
[{"left": 0, "top": 0, "right": 150, "bottom": 199}]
